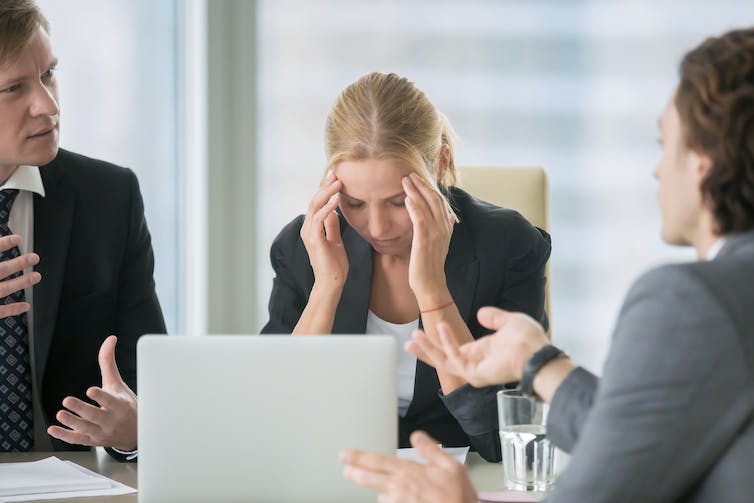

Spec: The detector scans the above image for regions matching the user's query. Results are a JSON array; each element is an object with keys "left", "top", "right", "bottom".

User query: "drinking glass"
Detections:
[{"left": 497, "top": 389, "right": 556, "bottom": 492}]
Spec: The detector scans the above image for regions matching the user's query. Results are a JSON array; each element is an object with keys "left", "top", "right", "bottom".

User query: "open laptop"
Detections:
[{"left": 137, "top": 335, "right": 396, "bottom": 503}]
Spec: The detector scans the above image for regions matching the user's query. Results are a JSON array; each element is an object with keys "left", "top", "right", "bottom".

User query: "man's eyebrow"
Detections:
[
  {"left": 0, "top": 58, "right": 59, "bottom": 89},
  {"left": 0, "top": 72, "right": 23, "bottom": 89}
]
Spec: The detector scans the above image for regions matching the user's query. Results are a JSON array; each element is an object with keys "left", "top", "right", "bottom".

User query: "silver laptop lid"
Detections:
[{"left": 138, "top": 335, "right": 396, "bottom": 503}]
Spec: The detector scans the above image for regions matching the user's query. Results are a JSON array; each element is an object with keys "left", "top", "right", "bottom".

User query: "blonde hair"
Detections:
[
  {"left": 325, "top": 72, "right": 458, "bottom": 190},
  {"left": 0, "top": 0, "right": 49, "bottom": 67}
]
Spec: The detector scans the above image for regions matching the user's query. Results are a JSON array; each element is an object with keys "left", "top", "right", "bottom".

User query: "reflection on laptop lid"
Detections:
[{"left": 137, "top": 335, "right": 396, "bottom": 503}]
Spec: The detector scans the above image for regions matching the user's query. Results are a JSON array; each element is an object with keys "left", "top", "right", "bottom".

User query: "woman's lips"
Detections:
[{"left": 372, "top": 237, "right": 400, "bottom": 247}]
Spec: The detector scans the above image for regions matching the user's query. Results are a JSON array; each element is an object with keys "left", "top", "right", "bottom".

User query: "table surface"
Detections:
[{"left": 0, "top": 449, "right": 508, "bottom": 502}]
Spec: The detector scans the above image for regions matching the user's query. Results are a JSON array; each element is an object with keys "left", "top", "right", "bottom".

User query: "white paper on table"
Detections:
[
  {"left": 0, "top": 457, "right": 136, "bottom": 502},
  {"left": 396, "top": 445, "right": 470, "bottom": 464}
]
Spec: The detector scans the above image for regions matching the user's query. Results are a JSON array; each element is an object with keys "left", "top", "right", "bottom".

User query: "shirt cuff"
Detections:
[{"left": 110, "top": 446, "right": 139, "bottom": 461}]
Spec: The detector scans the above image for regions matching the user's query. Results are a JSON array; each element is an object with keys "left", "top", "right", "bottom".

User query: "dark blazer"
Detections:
[
  {"left": 540, "top": 230, "right": 754, "bottom": 502},
  {"left": 262, "top": 186, "right": 551, "bottom": 462},
  {"left": 33, "top": 149, "right": 166, "bottom": 456}
]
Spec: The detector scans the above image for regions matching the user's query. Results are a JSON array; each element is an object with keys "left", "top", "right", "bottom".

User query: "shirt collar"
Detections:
[
  {"left": 706, "top": 238, "right": 726, "bottom": 261},
  {"left": 0, "top": 165, "right": 46, "bottom": 197}
]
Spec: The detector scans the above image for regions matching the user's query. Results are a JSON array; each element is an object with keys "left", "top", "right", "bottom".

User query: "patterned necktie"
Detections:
[{"left": 0, "top": 188, "right": 34, "bottom": 452}]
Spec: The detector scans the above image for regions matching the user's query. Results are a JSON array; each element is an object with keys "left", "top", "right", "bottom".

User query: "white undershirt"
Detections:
[
  {"left": 706, "top": 238, "right": 726, "bottom": 261},
  {"left": 366, "top": 310, "right": 418, "bottom": 417}
]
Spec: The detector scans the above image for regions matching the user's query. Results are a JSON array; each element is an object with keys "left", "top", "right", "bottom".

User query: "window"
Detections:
[
  {"left": 39, "top": 0, "right": 180, "bottom": 333},
  {"left": 256, "top": 0, "right": 751, "bottom": 371}
]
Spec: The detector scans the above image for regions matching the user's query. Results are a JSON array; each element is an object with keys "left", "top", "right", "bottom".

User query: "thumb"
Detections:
[
  {"left": 476, "top": 307, "right": 511, "bottom": 332},
  {"left": 410, "top": 431, "right": 455, "bottom": 469},
  {"left": 98, "top": 335, "right": 124, "bottom": 389}
]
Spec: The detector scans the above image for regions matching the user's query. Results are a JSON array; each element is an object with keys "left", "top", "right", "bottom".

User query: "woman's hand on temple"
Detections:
[
  {"left": 403, "top": 173, "right": 456, "bottom": 306},
  {"left": 300, "top": 172, "right": 349, "bottom": 290}
]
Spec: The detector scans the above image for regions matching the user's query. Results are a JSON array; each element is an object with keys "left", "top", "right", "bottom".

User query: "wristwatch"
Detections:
[{"left": 520, "top": 344, "right": 566, "bottom": 398}]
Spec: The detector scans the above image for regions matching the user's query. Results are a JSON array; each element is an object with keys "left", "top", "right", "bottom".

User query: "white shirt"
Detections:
[
  {"left": 707, "top": 238, "right": 726, "bottom": 261},
  {"left": 0, "top": 165, "right": 49, "bottom": 450},
  {"left": 366, "top": 310, "right": 418, "bottom": 417}
]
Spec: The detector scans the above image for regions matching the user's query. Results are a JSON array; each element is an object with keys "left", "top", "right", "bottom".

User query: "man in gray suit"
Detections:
[{"left": 339, "top": 27, "right": 754, "bottom": 502}]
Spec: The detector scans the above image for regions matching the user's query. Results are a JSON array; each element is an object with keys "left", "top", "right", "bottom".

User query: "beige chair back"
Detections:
[{"left": 457, "top": 167, "right": 552, "bottom": 334}]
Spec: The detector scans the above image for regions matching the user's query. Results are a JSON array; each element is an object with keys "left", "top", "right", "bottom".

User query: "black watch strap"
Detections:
[{"left": 520, "top": 344, "right": 565, "bottom": 398}]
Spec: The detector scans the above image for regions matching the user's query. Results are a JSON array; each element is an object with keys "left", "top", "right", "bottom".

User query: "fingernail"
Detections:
[{"left": 11, "top": 235, "right": 20, "bottom": 245}]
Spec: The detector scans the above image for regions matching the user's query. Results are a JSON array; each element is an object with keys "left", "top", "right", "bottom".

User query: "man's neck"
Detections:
[
  {"left": 693, "top": 211, "right": 721, "bottom": 260},
  {"left": 0, "top": 165, "right": 19, "bottom": 186}
]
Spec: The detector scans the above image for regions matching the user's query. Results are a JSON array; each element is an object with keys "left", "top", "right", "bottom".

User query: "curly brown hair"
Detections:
[{"left": 675, "top": 27, "right": 754, "bottom": 234}]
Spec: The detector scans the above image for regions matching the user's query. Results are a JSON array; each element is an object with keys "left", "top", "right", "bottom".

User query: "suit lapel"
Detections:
[
  {"left": 440, "top": 186, "right": 480, "bottom": 326},
  {"left": 33, "top": 161, "right": 74, "bottom": 387},
  {"left": 332, "top": 222, "right": 373, "bottom": 334}
]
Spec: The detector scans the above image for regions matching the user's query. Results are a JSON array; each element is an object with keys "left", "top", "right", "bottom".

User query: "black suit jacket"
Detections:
[
  {"left": 33, "top": 149, "right": 166, "bottom": 456},
  {"left": 262, "top": 187, "right": 550, "bottom": 461}
]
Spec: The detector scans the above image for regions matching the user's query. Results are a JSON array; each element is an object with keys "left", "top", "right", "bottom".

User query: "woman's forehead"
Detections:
[{"left": 335, "top": 158, "right": 414, "bottom": 197}]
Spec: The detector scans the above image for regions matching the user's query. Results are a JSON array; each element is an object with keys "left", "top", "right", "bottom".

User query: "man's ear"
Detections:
[
  {"left": 437, "top": 144, "right": 450, "bottom": 183},
  {"left": 690, "top": 149, "right": 714, "bottom": 185}
]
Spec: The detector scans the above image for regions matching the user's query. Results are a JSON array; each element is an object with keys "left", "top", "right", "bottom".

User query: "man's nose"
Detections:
[{"left": 29, "top": 82, "right": 59, "bottom": 117}]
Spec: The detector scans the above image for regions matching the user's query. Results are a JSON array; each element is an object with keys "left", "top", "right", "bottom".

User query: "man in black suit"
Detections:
[{"left": 0, "top": 0, "right": 165, "bottom": 459}]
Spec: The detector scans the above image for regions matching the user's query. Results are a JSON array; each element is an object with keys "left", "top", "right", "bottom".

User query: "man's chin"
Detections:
[
  {"left": 661, "top": 228, "right": 692, "bottom": 247},
  {"left": 26, "top": 145, "right": 60, "bottom": 168}
]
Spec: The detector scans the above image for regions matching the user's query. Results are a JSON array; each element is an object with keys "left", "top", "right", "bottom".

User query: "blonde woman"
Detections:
[{"left": 262, "top": 72, "right": 550, "bottom": 461}]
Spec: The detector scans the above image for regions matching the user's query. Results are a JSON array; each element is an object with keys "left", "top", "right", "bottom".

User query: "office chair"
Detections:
[{"left": 457, "top": 167, "right": 552, "bottom": 335}]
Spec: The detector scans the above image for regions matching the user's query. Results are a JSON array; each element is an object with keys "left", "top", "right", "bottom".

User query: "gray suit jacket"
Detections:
[{"left": 546, "top": 230, "right": 754, "bottom": 502}]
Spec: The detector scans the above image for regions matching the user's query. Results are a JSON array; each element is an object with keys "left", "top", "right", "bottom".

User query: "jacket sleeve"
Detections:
[
  {"left": 547, "top": 367, "right": 599, "bottom": 453},
  {"left": 547, "top": 266, "right": 752, "bottom": 502},
  {"left": 115, "top": 169, "right": 166, "bottom": 391},
  {"left": 109, "top": 169, "right": 167, "bottom": 462},
  {"left": 260, "top": 216, "right": 309, "bottom": 334},
  {"left": 440, "top": 383, "right": 507, "bottom": 461},
  {"left": 440, "top": 220, "right": 552, "bottom": 462}
]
